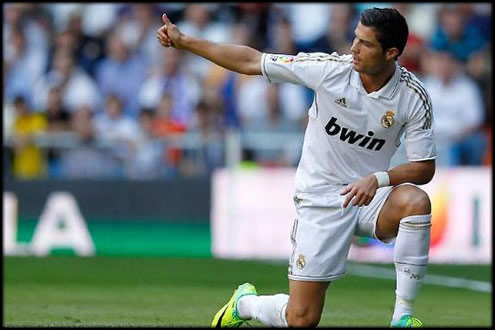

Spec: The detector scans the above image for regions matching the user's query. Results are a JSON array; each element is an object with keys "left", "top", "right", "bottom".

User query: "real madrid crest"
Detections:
[
  {"left": 296, "top": 255, "right": 306, "bottom": 269},
  {"left": 381, "top": 110, "right": 395, "bottom": 128}
]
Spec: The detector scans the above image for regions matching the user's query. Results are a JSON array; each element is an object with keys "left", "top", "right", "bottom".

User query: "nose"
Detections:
[{"left": 351, "top": 41, "right": 359, "bottom": 54}]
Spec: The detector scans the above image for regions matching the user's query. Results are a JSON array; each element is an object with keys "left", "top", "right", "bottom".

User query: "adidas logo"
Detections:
[{"left": 335, "top": 97, "right": 348, "bottom": 108}]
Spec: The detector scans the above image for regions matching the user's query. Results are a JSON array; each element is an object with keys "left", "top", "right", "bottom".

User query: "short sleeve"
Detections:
[
  {"left": 261, "top": 52, "right": 349, "bottom": 90},
  {"left": 404, "top": 94, "right": 436, "bottom": 162}
]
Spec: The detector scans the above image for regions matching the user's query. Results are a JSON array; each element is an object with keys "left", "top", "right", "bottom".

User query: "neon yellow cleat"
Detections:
[
  {"left": 391, "top": 315, "right": 423, "bottom": 327},
  {"left": 211, "top": 282, "right": 258, "bottom": 328}
]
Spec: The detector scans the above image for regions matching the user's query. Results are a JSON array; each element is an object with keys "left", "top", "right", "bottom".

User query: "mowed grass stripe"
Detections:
[
  {"left": 347, "top": 263, "right": 492, "bottom": 292},
  {"left": 4, "top": 257, "right": 492, "bottom": 327}
]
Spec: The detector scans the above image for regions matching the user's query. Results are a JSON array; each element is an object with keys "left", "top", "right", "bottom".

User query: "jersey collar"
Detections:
[{"left": 350, "top": 63, "right": 400, "bottom": 99}]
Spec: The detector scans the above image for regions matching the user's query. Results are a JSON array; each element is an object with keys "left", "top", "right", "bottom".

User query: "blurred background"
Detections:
[{"left": 2, "top": 3, "right": 492, "bottom": 262}]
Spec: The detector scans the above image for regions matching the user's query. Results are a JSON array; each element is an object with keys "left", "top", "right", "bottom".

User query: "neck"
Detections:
[{"left": 360, "top": 62, "right": 396, "bottom": 94}]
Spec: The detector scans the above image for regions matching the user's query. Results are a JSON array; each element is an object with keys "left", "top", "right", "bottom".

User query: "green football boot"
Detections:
[
  {"left": 211, "top": 282, "right": 258, "bottom": 328},
  {"left": 391, "top": 315, "right": 423, "bottom": 327}
]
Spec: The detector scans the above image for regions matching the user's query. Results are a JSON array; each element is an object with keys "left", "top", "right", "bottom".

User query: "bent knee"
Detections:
[
  {"left": 393, "top": 185, "right": 431, "bottom": 216},
  {"left": 287, "top": 307, "right": 322, "bottom": 327}
]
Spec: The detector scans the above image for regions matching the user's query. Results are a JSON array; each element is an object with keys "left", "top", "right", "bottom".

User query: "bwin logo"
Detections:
[{"left": 325, "top": 117, "right": 386, "bottom": 151}]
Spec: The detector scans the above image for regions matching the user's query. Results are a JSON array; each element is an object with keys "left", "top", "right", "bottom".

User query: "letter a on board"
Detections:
[{"left": 31, "top": 192, "right": 95, "bottom": 256}]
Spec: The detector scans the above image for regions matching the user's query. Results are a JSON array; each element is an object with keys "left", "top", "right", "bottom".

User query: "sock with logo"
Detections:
[
  {"left": 237, "top": 294, "right": 289, "bottom": 327},
  {"left": 392, "top": 214, "right": 431, "bottom": 323}
]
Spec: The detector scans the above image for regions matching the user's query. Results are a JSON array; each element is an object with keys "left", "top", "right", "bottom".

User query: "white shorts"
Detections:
[{"left": 288, "top": 184, "right": 404, "bottom": 282}]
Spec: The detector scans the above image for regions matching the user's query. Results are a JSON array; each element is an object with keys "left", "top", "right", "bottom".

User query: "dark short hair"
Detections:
[{"left": 359, "top": 7, "right": 409, "bottom": 59}]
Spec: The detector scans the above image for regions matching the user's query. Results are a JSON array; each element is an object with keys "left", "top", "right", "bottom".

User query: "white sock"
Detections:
[
  {"left": 392, "top": 214, "right": 431, "bottom": 322},
  {"left": 392, "top": 295, "right": 414, "bottom": 322},
  {"left": 237, "top": 294, "right": 289, "bottom": 327}
]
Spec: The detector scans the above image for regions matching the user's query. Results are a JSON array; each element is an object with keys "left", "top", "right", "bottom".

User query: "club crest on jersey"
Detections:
[
  {"left": 296, "top": 255, "right": 306, "bottom": 269},
  {"left": 381, "top": 111, "right": 395, "bottom": 128},
  {"left": 270, "top": 54, "right": 295, "bottom": 64}
]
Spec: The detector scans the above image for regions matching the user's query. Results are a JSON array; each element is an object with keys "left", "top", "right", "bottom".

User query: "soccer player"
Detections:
[{"left": 157, "top": 7, "right": 435, "bottom": 328}]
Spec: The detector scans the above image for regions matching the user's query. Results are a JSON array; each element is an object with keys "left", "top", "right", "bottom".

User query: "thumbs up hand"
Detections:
[{"left": 156, "top": 14, "right": 182, "bottom": 48}]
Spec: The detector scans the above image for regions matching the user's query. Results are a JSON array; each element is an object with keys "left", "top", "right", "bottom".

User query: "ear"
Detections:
[{"left": 386, "top": 47, "right": 400, "bottom": 61}]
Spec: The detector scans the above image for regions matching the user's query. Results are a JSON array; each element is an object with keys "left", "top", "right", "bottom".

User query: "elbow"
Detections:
[
  {"left": 412, "top": 159, "right": 435, "bottom": 185},
  {"left": 422, "top": 160, "right": 436, "bottom": 184}
]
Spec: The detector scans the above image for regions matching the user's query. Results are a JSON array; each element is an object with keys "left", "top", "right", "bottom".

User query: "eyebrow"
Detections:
[{"left": 353, "top": 31, "right": 373, "bottom": 45}]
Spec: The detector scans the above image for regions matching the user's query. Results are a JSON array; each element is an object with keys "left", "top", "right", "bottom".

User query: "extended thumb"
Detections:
[{"left": 162, "top": 14, "right": 170, "bottom": 24}]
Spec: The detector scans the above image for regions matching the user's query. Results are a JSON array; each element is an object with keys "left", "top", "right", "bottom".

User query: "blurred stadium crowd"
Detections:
[{"left": 3, "top": 3, "right": 492, "bottom": 180}]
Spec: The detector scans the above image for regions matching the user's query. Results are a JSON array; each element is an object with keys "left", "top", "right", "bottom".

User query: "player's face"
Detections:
[{"left": 350, "top": 22, "right": 388, "bottom": 75}]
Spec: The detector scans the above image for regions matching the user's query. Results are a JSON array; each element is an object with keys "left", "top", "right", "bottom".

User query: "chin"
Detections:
[{"left": 352, "top": 63, "right": 363, "bottom": 72}]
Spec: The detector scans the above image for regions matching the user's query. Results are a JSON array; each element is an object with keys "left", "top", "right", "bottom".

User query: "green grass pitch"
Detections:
[{"left": 3, "top": 257, "right": 492, "bottom": 327}]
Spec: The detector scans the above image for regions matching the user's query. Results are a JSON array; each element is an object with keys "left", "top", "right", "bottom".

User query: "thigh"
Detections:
[
  {"left": 289, "top": 204, "right": 359, "bottom": 281},
  {"left": 287, "top": 279, "right": 330, "bottom": 322}
]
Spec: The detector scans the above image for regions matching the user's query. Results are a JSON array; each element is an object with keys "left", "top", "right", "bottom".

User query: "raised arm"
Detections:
[{"left": 156, "top": 14, "right": 262, "bottom": 76}]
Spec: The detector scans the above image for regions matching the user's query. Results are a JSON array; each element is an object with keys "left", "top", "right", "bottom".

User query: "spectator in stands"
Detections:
[
  {"left": 392, "top": 3, "right": 439, "bottom": 43},
  {"left": 272, "top": 3, "right": 330, "bottom": 51},
  {"left": 423, "top": 50, "right": 487, "bottom": 166},
  {"left": 151, "top": 93, "right": 187, "bottom": 137},
  {"left": 457, "top": 3, "right": 491, "bottom": 46},
  {"left": 182, "top": 100, "right": 225, "bottom": 176},
  {"left": 44, "top": 87, "right": 70, "bottom": 132},
  {"left": 4, "top": 26, "right": 45, "bottom": 107},
  {"left": 95, "top": 31, "right": 148, "bottom": 118},
  {"left": 33, "top": 48, "right": 100, "bottom": 114},
  {"left": 244, "top": 85, "right": 302, "bottom": 167},
  {"left": 394, "top": 4, "right": 427, "bottom": 75},
  {"left": 93, "top": 93, "right": 140, "bottom": 147},
  {"left": 139, "top": 47, "right": 200, "bottom": 127},
  {"left": 398, "top": 33, "right": 424, "bottom": 76},
  {"left": 304, "top": 4, "right": 356, "bottom": 55},
  {"left": 125, "top": 109, "right": 168, "bottom": 179},
  {"left": 429, "top": 4, "right": 486, "bottom": 63},
  {"left": 236, "top": 16, "right": 308, "bottom": 130},
  {"left": 201, "top": 21, "right": 253, "bottom": 129},
  {"left": 10, "top": 96, "right": 47, "bottom": 179},
  {"left": 116, "top": 4, "right": 162, "bottom": 67},
  {"left": 78, "top": 3, "right": 120, "bottom": 38},
  {"left": 43, "top": 86, "right": 71, "bottom": 176},
  {"left": 2, "top": 3, "right": 492, "bottom": 179},
  {"left": 151, "top": 93, "right": 187, "bottom": 171},
  {"left": 60, "top": 105, "right": 122, "bottom": 178},
  {"left": 4, "top": 4, "right": 49, "bottom": 71},
  {"left": 177, "top": 4, "right": 232, "bottom": 78},
  {"left": 3, "top": 64, "right": 16, "bottom": 142},
  {"left": 268, "top": 16, "right": 295, "bottom": 54},
  {"left": 63, "top": 13, "right": 107, "bottom": 77}
]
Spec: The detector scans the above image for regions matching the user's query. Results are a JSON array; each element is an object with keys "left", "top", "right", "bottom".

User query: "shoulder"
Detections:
[
  {"left": 398, "top": 67, "right": 434, "bottom": 128},
  {"left": 293, "top": 52, "right": 353, "bottom": 82},
  {"left": 397, "top": 67, "right": 431, "bottom": 104},
  {"left": 294, "top": 52, "right": 353, "bottom": 65}
]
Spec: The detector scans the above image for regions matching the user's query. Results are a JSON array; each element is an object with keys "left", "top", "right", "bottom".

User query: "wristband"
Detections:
[{"left": 373, "top": 171, "right": 390, "bottom": 188}]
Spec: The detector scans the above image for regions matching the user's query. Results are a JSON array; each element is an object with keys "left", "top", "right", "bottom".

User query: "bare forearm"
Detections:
[
  {"left": 388, "top": 160, "right": 436, "bottom": 186},
  {"left": 177, "top": 35, "right": 262, "bottom": 75},
  {"left": 342, "top": 160, "right": 435, "bottom": 208}
]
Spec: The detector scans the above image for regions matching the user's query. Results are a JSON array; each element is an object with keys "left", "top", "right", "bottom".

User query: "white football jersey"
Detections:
[{"left": 260, "top": 52, "right": 436, "bottom": 201}]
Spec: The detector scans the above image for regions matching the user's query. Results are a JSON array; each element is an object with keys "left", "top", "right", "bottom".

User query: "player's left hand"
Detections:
[{"left": 340, "top": 174, "right": 378, "bottom": 208}]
